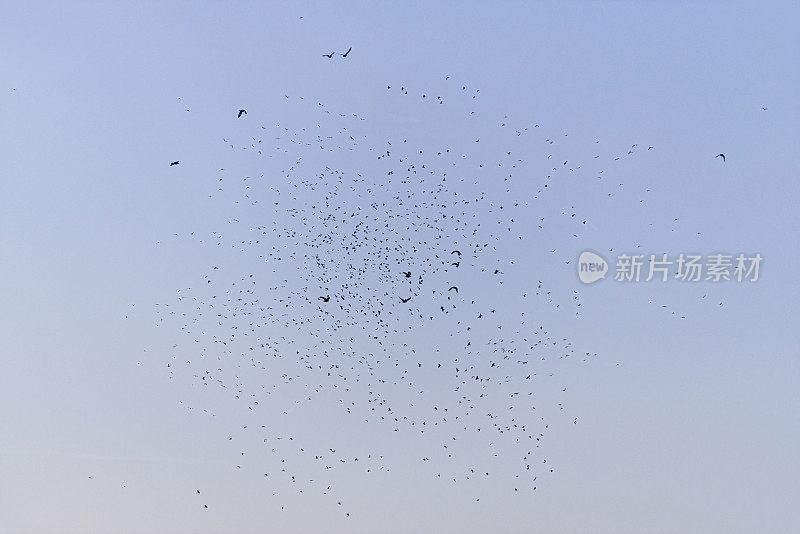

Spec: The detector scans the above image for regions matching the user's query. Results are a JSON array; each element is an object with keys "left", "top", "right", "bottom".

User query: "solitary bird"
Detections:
[
  {"left": 238, "top": 109, "right": 247, "bottom": 118},
  {"left": 716, "top": 153, "right": 726, "bottom": 162},
  {"left": 323, "top": 52, "right": 335, "bottom": 58},
  {"left": 170, "top": 161, "right": 180, "bottom": 166},
  {"left": 341, "top": 47, "right": 352, "bottom": 57}
]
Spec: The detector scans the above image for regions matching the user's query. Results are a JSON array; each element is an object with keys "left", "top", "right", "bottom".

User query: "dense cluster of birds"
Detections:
[{"left": 145, "top": 74, "right": 724, "bottom": 514}]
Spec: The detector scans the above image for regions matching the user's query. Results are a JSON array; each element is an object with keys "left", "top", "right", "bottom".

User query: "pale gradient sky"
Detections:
[{"left": 2, "top": 2, "right": 799, "bottom": 533}]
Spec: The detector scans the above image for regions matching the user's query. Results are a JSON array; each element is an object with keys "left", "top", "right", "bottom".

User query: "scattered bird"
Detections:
[
  {"left": 170, "top": 161, "right": 180, "bottom": 166},
  {"left": 238, "top": 109, "right": 247, "bottom": 118}
]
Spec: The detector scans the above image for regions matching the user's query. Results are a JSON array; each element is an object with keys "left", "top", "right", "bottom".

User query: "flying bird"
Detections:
[
  {"left": 323, "top": 52, "right": 335, "bottom": 58},
  {"left": 448, "top": 286, "right": 458, "bottom": 293},
  {"left": 170, "top": 161, "right": 180, "bottom": 166},
  {"left": 716, "top": 153, "right": 726, "bottom": 162},
  {"left": 237, "top": 109, "right": 247, "bottom": 118},
  {"left": 320, "top": 295, "right": 330, "bottom": 302},
  {"left": 399, "top": 296, "right": 411, "bottom": 303},
  {"left": 341, "top": 47, "right": 352, "bottom": 57},
  {"left": 402, "top": 271, "right": 412, "bottom": 278}
]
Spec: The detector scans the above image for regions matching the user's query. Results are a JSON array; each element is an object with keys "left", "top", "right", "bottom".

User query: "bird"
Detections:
[
  {"left": 320, "top": 295, "right": 330, "bottom": 302},
  {"left": 716, "top": 153, "right": 726, "bottom": 162},
  {"left": 451, "top": 250, "right": 462, "bottom": 256},
  {"left": 238, "top": 109, "right": 247, "bottom": 118},
  {"left": 399, "top": 296, "right": 411, "bottom": 303},
  {"left": 341, "top": 47, "right": 352, "bottom": 58},
  {"left": 170, "top": 161, "right": 180, "bottom": 166},
  {"left": 448, "top": 286, "right": 458, "bottom": 293},
  {"left": 323, "top": 52, "right": 335, "bottom": 58},
  {"left": 402, "top": 271, "right": 412, "bottom": 278}
]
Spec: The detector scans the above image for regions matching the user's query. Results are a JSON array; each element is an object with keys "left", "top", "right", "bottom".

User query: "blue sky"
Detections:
[{"left": 2, "top": 2, "right": 799, "bottom": 533}]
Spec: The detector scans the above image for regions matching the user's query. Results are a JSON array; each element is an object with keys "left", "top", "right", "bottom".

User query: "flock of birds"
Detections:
[{"left": 143, "top": 59, "right": 737, "bottom": 514}]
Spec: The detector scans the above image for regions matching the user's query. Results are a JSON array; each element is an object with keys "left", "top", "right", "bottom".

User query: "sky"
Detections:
[{"left": 1, "top": 1, "right": 799, "bottom": 533}]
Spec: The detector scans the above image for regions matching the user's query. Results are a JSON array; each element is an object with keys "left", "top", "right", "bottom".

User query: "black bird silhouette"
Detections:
[
  {"left": 451, "top": 250, "right": 462, "bottom": 256},
  {"left": 716, "top": 153, "right": 726, "bottom": 162},
  {"left": 170, "top": 161, "right": 179, "bottom": 166},
  {"left": 341, "top": 47, "right": 352, "bottom": 57},
  {"left": 448, "top": 286, "right": 458, "bottom": 293},
  {"left": 320, "top": 295, "right": 330, "bottom": 302},
  {"left": 402, "top": 271, "right": 412, "bottom": 278},
  {"left": 237, "top": 109, "right": 247, "bottom": 118},
  {"left": 323, "top": 52, "right": 335, "bottom": 58},
  {"left": 399, "top": 296, "right": 411, "bottom": 303}
]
